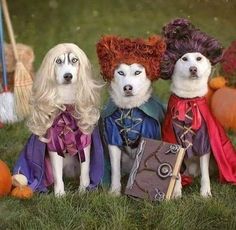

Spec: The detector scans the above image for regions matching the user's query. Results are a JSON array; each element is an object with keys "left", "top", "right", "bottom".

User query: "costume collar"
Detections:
[
  {"left": 102, "top": 95, "right": 165, "bottom": 122},
  {"left": 169, "top": 94, "right": 207, "bottom": 130}
]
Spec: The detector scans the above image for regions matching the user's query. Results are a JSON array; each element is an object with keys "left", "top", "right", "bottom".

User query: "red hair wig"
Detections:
[{"left": 96, "top": 35, "right": 166, "bottom": 81}]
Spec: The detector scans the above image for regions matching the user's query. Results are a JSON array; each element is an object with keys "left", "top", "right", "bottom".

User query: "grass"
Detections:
[
  {"left": 1, "top": 0, "right": 236, "bottom": 229},
  {"left": 0, "top": 180, "right": 236, "bottom": 229}
]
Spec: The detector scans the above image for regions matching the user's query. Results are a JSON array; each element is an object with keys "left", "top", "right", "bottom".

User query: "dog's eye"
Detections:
[
  {"left": 118, "top": 71, "right": 125, "bottom": 76},
  {"left": 182, "top": 57, "right": 188, "bottom": 61},
  {"left": 56, "top": 59, "right": 62, "bottom": 64},
  {"left": 196, "top": 57, "right": 202, "bottom": 61},
  {"left": 134, "top": 70, "right": 142, "bottom": 76},
  {"left": 72, "top": 58, "right": 78, "bottom": 63}
]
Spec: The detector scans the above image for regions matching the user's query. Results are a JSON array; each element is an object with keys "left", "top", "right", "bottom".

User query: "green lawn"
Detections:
[{"left": 1, "top": 0, "right": 236, "bottom": 229}]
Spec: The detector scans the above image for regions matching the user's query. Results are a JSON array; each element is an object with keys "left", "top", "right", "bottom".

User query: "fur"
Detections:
[
  {"left": 161, "top": 18, "right": 223, "bottom": 79},
  {"left": 110, "top": 63, "right": 152, "bottom": 109},
  {"left": 162, "top": 18, "right": 223, "bottom": 198},
  {"left": 27, "top": 43, "right": 101, "bottom": 196},
  {"left": 171, "top": 52, "right": 211, "bottom": 98},
  {"left": 97, "top": 35, "right": 165, "bottom": 196},
  {"left": 108, "top": 63, "right": 152, "bottom": 195},
  {"left": 27, "top": 43, "right": 101, "bottom": 138}
]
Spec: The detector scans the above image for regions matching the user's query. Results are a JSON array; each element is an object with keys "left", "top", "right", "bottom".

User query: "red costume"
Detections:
[{"left": 162, "top": 94, "right": 236, "bottom": 184}]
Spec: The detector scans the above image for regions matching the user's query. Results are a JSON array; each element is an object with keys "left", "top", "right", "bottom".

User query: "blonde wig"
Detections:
[{"left": 27, "top": 43, "right": 101, "bottom": 139}]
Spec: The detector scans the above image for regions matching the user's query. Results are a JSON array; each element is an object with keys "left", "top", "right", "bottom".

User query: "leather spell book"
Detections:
[{"left": 125, "top": 138, "right": 185, "bottom": 201}]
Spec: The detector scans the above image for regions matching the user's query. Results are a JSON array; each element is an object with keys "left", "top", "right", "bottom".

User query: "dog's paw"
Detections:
[
  {"left": 172, "top": 176, "right": 182, "bottom": 199},
  {"left": 80, "top": 176, "right": 90, "bottom": 189},
  {"left": 78, "top": 185, "right": 87, "bottom": 194},
  {"left": 200, "top": 178, "right": 212, "bottom": 198},
  {"left": 109, "top": 186, "right": 121, "bottom": 197},
  {"left": 54, "top": 183, "right": 65, "bottom": 197},
  {"left": 200, "top": 186, "right": 212, "bottom": 198},
  {"left": 172, "top": 188, "right": 182, "bottom": 199}
]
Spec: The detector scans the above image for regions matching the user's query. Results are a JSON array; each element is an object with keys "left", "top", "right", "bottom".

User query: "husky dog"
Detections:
[
  {"left": 26, "top": 43, "right": 101, "bottom": 196},
  {"left": 97, "top": 35, "right": 166, "bottom": 195},
  {"left": 162, "top": 18, "right": 236, "bottom": 198}
]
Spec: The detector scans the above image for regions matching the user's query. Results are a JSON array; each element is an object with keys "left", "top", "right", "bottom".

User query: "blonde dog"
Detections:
[{"left": 27, "top": 43, "right": 101, "bottom": 196}]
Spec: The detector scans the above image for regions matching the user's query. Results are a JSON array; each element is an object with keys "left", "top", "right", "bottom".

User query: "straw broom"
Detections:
[{"left": 1, "top": 0, "right": 33, "bottom": 119}]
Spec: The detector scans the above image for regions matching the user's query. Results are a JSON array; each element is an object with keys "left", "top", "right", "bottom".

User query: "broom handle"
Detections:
[
  {"left": 0, "top": 4, "right": 8, "bottom": 91},
  {"left": 1, "top": 0, "right": 18, "bottom": 61}
]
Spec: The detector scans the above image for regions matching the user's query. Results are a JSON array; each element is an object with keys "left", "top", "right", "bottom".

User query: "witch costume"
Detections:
[
  {"left": 163, "top": 95, "right": 236, "bottom": 184},
  {"left": 14, "top": 105, "right": 104, "bottom": 192}
]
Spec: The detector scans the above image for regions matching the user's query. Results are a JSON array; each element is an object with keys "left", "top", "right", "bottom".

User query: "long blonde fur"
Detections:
[{"left": 27, "top": 43, "right": 101, "bottom": 139}]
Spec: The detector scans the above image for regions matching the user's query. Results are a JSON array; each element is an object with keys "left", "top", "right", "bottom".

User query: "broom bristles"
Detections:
[
  {"left": 0, "top": 91, "right": 18, "bottom": 123},
  {"left": 14, "top": 61, "right": 33, "bottom": 119}
]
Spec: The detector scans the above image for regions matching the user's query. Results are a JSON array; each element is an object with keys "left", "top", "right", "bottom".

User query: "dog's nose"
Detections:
[
  {"left": 64, "top": 73, "right": 73, "bottom": 81},
  {"left": 123, "top": 84, "right": 133, "bottom": 92},
  {"left": 189, "top": 66, "right": 197, "bottom": 74}
]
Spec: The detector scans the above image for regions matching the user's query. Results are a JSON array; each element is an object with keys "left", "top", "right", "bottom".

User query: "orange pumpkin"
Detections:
[
  {"left": 205, "top": 87, "right": 214, "bottom": 105},
  {"left": 211, "top": 87, "right": 236, "bottom": 131},
  {"left": 209, "top": 76, "right": 227, "bottom": 90},
  {"left": 0, "top": 160, "right": 12, "bottom": 197},
  {"left": 11, "top": 186, "right": 33, "bottom": 199}
]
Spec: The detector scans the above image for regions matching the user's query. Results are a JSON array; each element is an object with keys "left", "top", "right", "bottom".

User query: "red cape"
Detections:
[{"left": 162, "top": 94, "right": 236, "bottom": 184}]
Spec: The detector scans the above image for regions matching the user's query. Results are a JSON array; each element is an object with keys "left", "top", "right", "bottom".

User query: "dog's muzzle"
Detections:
[
  {"left": 189, "top": 66, "right": 199, "bottom": 79},
  {"left": 63, "top": 73, "right": 73, "bottom": 84},
  {"left": 123, "top": 84, "right": 133, "bottom": 96}
]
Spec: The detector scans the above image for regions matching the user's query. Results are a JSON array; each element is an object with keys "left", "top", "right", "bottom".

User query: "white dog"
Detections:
[
  {"left": 170, "top": 52, "right": 212, "bottom": 198},
  {"left": 110, "top": 64, "right": 152, "bottom": 109},
  {"left": 97, "top": 35, "right": 166, "bottom": 196},
  {"left": 27, "top": 43, "right": 100, "bottom": 196},
  {"left": 160, "top": 18, "right": 236, "bottom": 198},
  {"left": 108, "top": 63, "right": 153, "bottom": 194}
]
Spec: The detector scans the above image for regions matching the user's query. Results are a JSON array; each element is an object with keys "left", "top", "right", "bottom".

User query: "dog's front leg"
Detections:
[
  {"left": 200, "top": 153, "right": 212, "bottom": 197},
  {"left": 79, "top": 144, "right": 91, "bottom": 192},
  {"left": 49, "top": 151, "right": 65, "bottom": 197},
  {"left": 108, "top": 144, "right": 121, "bottom": 196}
]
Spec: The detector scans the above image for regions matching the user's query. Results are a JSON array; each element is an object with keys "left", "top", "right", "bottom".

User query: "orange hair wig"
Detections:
[{"left": 96, "top": 35, "right": 166, "bottom": 81}]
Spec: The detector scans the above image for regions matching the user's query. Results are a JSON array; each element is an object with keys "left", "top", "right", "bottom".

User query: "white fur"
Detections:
[
  {"left": 108, "top": 144, "right": 122, "bottom": 196},
  {"left": 28, "top": 43, "right": 101, "bottom": 138},
  {"left": 171, "top": 52, "right": 212, "bottom": 198},
  {"left": 49, "top": 145, "right": 91, "bottom": 196},
  {"left": 110, "top": 63, "right": 152, "bottom": 109},
  {"left": 55, "top": 53, "right": 79, "bottom": 85},
  {"left": 200, "top": 153, "right": 211, "bottom": 197},
  {"left": 171, "top": 52, "right": 211, "bottom": 98},
  {"left": 108, "top": 63, "right": 152, "bottom": 195},
  {"left": 48, "top": 52, "right": 91, "bottom": 197},
  {"left": 172, "top": 174, "right": 182, "bottom": 198},
  {"left": 56, "top": 84, "right": 77, "bottom": 105}
]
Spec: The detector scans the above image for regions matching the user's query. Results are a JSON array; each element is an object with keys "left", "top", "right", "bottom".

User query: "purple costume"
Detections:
[
  {"left": 47, "top": 105, "right": 91, "bottom": 162},
  {"left": 13, "top": 106, "right": 104, "bottom": 192}
]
